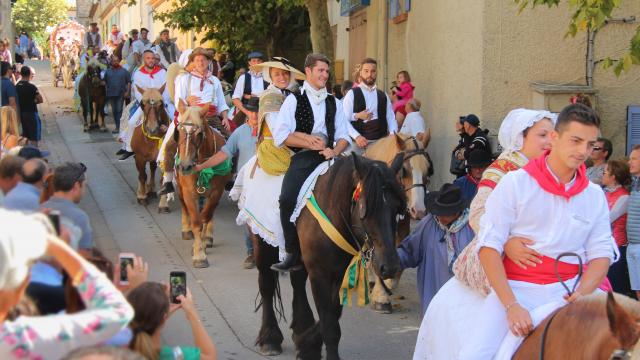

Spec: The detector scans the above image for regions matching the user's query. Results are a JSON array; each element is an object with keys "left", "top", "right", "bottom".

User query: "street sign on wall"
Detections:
[{"left": 340, "top": 0, "right": 370, "bottom": 16}]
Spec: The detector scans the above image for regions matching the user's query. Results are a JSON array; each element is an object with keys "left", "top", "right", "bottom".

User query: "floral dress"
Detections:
[{"left": 0, "top": 262, "right": 134, "bottom": 360}]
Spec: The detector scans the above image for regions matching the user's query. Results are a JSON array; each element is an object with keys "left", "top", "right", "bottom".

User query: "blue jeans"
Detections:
[
  {"left": 243, "top": 226, "right": 253, "bottom": 255},
  {"left": 107, "top": 95, "right": 124, "bottom": 130}
]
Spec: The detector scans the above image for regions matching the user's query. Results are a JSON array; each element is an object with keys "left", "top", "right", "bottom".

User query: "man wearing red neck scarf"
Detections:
[
  {"left": 117, "top": 50, "right": 171, "bottom": 160},
  {"left": 109, "top": 25, "right": 124, "bottom": 48},
  {"left": 458, "top": 104, "right": 618, "bottom": 360}
]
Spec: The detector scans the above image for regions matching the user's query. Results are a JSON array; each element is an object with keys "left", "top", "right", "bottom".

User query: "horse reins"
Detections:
[
  {"left": 538, "top": 252, "right": 583, "bottom": 360},
  {"left": 400, "top": 136, "right": 430, "bottom": 193}
]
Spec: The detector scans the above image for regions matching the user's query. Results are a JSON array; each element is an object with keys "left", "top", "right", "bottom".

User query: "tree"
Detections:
[
  {"left": 155, "top": 0, "right": 308, "bottom": 61},
  {"left": 11, "top": 0, "right": 67, "bottom": 47},
  {"left": 515, "top": 0, "right": 640, "bottom": 75},
  {"left": 305, "top": 0, "right": 334, "bottom": 61}
]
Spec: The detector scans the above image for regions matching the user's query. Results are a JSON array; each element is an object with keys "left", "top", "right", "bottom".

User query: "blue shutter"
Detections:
[
  {"left": 405, "top": 0, "right": 411, "bottom": 12},
  {"left": 627, "top": 105, "right": 640, "bottom": 155},
  {"left": 389, "top": 0, "right": 401, "bottom": 18}
]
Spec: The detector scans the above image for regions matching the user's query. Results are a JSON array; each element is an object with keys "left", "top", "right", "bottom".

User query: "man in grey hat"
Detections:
[
  {"left": 460, "top": 114, "right": 491, "bottom": 161},
  {"left": 232, "top": 51, "right": 267, "bottom": 123}
]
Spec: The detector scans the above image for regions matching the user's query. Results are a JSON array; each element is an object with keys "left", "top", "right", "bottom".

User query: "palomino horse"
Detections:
[
  {"left": 60, "top": 49, "right": 77, "bottom": 89},
  {"left": 130, "top": 86, "right": 170, "bottom": 210},
  {"left": 77, "top": 62, "right": 106, "bottom": 132},
  {"left": 253, "top": 154, "right": 406, "bottom": 360},
  {"left": 174, "top": 105, "right": 232, "bottom": 268},
  {"left": 513, "top": 292, "right": 640, "bottom": 359},
  {"left": 363, "top": 132, "right": 432, "bottom": 313}
]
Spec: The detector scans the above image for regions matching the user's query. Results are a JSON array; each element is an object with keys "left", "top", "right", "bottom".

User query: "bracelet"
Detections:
[{"left": 505, "top": 301, "right": 519, "bottom": 312}]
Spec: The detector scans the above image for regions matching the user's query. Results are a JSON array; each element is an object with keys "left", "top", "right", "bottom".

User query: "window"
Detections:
[{"left": 389, "top": 0, "right": 411, "bottom": 23}]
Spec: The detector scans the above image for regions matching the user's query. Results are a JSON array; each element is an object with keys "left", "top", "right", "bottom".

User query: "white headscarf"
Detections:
[
  {"left": 0, "top": 209, "right": 49, "bottom": 290},
  {"left": 178, "top": 49, "right": 193, "bottom": 68},
  {"left": 498, "top": 108, "right": 558, "bottom": 153}
]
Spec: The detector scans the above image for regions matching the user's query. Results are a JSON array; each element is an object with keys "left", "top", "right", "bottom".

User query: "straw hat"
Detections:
[
  {"left": 250, "top": 57, "right": 305, "bottom": 83},
  {"left": 188, "top": 47, "right": 213, "bottom": 63}
]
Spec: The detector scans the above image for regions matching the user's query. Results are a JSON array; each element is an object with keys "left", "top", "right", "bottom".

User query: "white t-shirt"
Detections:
[{"left": 400, "top": 111, "right": 426, "bottom": 137}]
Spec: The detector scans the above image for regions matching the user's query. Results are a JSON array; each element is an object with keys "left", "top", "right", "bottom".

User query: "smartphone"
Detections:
[
  {"left": 48, "top": 210, "right": 61, "bottom": 235},
  {"left": 170, "top": 271, "right": 187, "bottom": 304},
  {"left": 118, "top": 253, "right": 135, "bottom": 285}
]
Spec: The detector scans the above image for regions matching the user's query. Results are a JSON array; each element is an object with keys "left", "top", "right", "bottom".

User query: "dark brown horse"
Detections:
[
  {"left": 130, "top": 86, "right": 170, "bottom": 209},
  {"left": 78, "top": 61, "right": 106, "bottom": 132},
  {"left": 174, "top": 105, "right": 232, "bottom": 268},
  {"left": 253, "top": 154, "right": 406, "bottom": 360},
  {"left": 514, "top": 292, "right": 640, "bottom": 360}
]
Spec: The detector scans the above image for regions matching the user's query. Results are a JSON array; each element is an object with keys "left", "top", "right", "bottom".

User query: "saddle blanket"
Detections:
[{"left": 230, "top": 156, "right": 334, "bottom": 260}]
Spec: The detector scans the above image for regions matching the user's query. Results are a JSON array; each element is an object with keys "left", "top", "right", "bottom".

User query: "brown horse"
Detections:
[
  {"left": 174, "top": 105, "right": 232, "bottom": 268},
  {"left": 513, "top": 292, "right": 640, "bottom": 360},
  {"left": 253, "top": 154, "right": 407, "bottom": 360},
  {"left": 363, "top": 133, "right": 432, "bottom": 313},
  {"left": 130, "top": 86, "right": 170, "bottom": 209},
  {"left": 77, "top": 61, "right": 106, "bottom": 132}
]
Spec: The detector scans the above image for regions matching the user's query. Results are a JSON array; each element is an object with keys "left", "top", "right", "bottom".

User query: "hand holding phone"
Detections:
[
  {"left": 118, "top": 253, "right": 135, "bottom": 285},
  {"left": 48, "top": 210, "right": 61, "bottom": 235},
  {"left": 170, "top": 271, "right": 187, "bottom": 304}
]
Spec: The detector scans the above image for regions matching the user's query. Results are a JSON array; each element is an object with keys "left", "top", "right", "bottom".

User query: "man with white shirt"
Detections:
[
  {"left": 117, "top": 50, "right": 171, "bottom": 160},
  {"left": 128, "top": 28, "right": 152, "bottom": 71},
  {"left": 83, "top": 23, "right": 102, "bottom": 50},
  {"left": 270, "top": 53, "right": 351, "bottom": 272},
  {"left": 109, "top": 25, "right": 125, "bottom": 48},
  {"left": 399, "top": 98, "right": 427, "bottom": 142},
  {"left": 158, "top": 47, "right": 230, "bottom": 196},
  {"left": 232, "top": 51, "right": 267, "bottom": 126},
  {"left": 459, "top": 103, "right": 617, "bottom": 359},
  {"left": 342, "top": 58, "right": 397, "bottom": 154}
]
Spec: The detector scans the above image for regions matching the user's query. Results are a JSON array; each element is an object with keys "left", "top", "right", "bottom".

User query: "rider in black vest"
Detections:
[
  {"left": 344, "top": 58, "right": 397, "bottom": 151},
  {"left": 271, "top": 54, "right": 351, "bottom": 272},
  {"left": 232, "top": 51, "right": 268, "bottom": 120}
]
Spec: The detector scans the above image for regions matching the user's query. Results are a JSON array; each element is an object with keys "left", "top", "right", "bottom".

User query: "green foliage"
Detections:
[
  {"left": 11, "top": 0, "right": 68, "bottom": 45},
  {"left": 155, "top": 0, "right": 308, "bottom": 61},
  {"left": 514, "top": 0, "right": 640, "bottom": 75}
]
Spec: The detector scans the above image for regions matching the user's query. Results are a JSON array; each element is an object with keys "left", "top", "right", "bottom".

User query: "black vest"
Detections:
[
  {"left": 291, "top": 92, "right": 336, "bottom": 152},
  {"left": 350, "top": 87, "right": 389, "bottom": 140},
  {"left": 242, "top": 73, "right": 269, "bottom": 105}
]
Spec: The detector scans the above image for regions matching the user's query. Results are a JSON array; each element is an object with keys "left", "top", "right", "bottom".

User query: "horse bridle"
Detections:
[
  {"left": 141, "top": 99, "right": 166, "bottom": 136},
  {"left": 400, "top": 136, "right": 430, "bottom": 193},
  {"left": 177, "top": 122, "right": 217, "bottom": 173}
]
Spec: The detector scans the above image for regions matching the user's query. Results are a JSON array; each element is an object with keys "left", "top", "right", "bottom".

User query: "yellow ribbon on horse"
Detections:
[
  {"left": 306, "top": 194, "right": 369, "bottom": 307},
  {"left": 140, "top": 123, "right": 163, "bottom": 151}
]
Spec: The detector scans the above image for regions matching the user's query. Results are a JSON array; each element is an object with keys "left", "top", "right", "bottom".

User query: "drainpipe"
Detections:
[
  {"left": 586, "top": 28, "right": 596, "bottom": 87},
  {"left": 383, "top": 0, "right": 389, "bottom": 90}
]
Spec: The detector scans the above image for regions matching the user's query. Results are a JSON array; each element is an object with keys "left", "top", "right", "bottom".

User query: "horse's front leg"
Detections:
[
  {"left": 147, "top": 161, "right": 157, "bottom": 198},
  {"left": 369, "top": 268, "right": 392, "bottom": 313},
  {"left": 134, "top": 157, "right": 148, "bottom": 205},
  {"left": 291, "top": 268, "right": 322, "bottom": 360},
  {"left": 309, "top": 274, "right": 343, "bottom": 360},
  {"left": 185, "top": 192, "right": 207, "bottom": 268},
  {"left": 254, "top": 233, "right": 284, "bottom": 356},
  {"left": 98, "top": 99, "right": 107, "bottom": 131},
  {"left": 200, "top": 175, "right": 229, "bottom": 249}
]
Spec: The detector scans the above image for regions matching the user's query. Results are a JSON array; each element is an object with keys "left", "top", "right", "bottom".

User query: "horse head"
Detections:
[
  {"left": 350, "top": 154, "right": 406, "bottom": 280},
  {"left": 175, "top": 100, "right": 209, "bottom": 174},
  {"left": 605, "top": 292, "right": 640, "bottom": 357},
  {"left": 86, "top": 62, "right": 102, "bottom": 87},
  {"left": 137, "top": 85, "right": 168, "bottom": 135}
]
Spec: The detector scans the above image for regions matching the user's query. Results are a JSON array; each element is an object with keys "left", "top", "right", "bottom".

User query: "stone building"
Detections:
[{"left": 330, "top": 0, "right": 640, "bottom": 186}]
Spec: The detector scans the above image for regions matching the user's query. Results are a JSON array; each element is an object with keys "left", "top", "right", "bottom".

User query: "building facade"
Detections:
[{"left": 330, "top": 0, "right": 640, "bottom": 186}]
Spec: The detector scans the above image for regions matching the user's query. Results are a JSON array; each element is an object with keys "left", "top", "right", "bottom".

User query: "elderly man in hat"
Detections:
[
  {"left": 458, "top": 114, "right": 491, "bottom": 161},
  {"left": 117, "top": 49, "right": 172, "bottom": 160},
  {"left": 396, "top": 183, "right": 475, "bottom": 315},
  {"left": 453, "top": 149, "right": 493, "bottom": 202},
  {"left": 155, "top": 29, "right": 181, "bottom": 69},
  {"left": 232, "top": 51, "right": 267, "bottom": 125},
  {"left": 158, "top": 47, "right": 230, "bottom": 196},
  {"left": 84, "top": 23, "right": 102, "bottom": 51}
]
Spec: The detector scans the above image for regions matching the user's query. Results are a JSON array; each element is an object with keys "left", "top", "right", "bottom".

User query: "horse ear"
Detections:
[
  {"left": 158, "top": 83, "right": 166, "bottom": 95},
  {"left": 136, "top": 85, "right": 145, "bottom": 95},
  {"left": 351, "top": 152, "right": 367, "bottom": 180},
  {"left": 390, "top": 152, "right": 404, "bottom": 175},
  {"left": 177, "top": 98, "right": 187, "bottom": 114},
  {"left": 394, "top": 133, "right": 405, "bottom": 150},
  {"left": 422, "top": 128, "right": 431, "bottom": 149},
  {"left": 606, "top": 292, "right": 640, "bottom": 348}
]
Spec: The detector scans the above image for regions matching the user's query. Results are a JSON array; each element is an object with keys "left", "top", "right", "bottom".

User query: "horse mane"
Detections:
[
  {"left": 365, "top": 133, "right": 430, "bottom": 178},
  {"left": 178, "top": 106, "right": 204, "bottom": 126}
]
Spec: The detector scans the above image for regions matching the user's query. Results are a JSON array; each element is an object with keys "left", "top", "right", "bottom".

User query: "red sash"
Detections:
[{"left": 503, "top": 256, "right": 579, "bottom": 285}]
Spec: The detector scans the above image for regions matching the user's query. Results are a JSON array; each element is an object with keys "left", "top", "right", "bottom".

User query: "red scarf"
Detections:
[
  {"left": 111, "top": 30, "right": 119, "bottom": 36},
  {"left": 189, "top": 70, "right": 213, "bottom": 91},
  {"left": 523, "top": 150, "right": 589, "bottom": 200},
  {"left": 139, "top": 65, "right": 162, "bottom": 79},
  {"left": 112, "top": 62, "right": 121, "bottom": 69}
]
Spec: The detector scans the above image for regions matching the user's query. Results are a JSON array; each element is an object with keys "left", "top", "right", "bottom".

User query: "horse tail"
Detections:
[
  {"left": 253, "top": 272, "right": 287, "bottom": 323},
  {"left": 166, "top": 62, "right": 184, "bottom": 104}
]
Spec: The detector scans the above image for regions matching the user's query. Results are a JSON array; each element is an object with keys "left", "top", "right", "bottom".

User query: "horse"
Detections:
[
  {"left": 252, "top": 153, "right": 407, "bottom": 360},
  {"left": 174, "top": 104, "right": 232, "bottom": 268},
  {"left": 513, "top": 292, "right": 640, "bottom": 359},
  {"left": 363, "top": 132, "right": 433, "bottom": 313},
  {"left": 60, "top": 49, "right": 77, "bottom": 89},
  {"left": 77, "top": 61, "right": 106, "bottom": 132},
  {"left": 130, "top": 85, "right": 170, "bottom": 211}
]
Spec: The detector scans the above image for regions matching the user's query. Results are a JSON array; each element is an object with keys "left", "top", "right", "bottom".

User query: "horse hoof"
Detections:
[
  {"left": 193, "top": 258, "right": 209, "bottom": 268},
  {"left": 147, "top": 191, "right": 157, "bottom": 199},
  {"left": 137, "top": 198, "right": 148, "bottom": 205},
  {"left": 371, "top": 301, "right": 392, "bottom": 314},
  {"left": 158, "top": 207, "right": 170, "bottom": 214},
  {"left": 182, "top": 231, "right": 194, "bottom": 240},
  {"left": 204, "top": 237, "right": 214, "bottom": 248},
  {"left": 259, "top": 343, "right": 283, "bottom": 356}
]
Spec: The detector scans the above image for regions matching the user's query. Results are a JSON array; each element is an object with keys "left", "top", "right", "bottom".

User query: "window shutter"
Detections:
[{"left": 627, "top": 105, "right": 640, "bottom": 155}]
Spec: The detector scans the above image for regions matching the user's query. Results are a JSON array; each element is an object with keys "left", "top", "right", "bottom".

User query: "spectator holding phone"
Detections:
[
  {"left": 0, "top": 209, "right": 134, "bottom": 359},
  {"left": 127, "top": 282, "right": 217, "bottom": 360}
]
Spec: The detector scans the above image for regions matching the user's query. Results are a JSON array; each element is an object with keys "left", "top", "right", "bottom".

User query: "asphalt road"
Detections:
[{"left": 31, "top": 59, "right": 423, "bottom": 360}]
